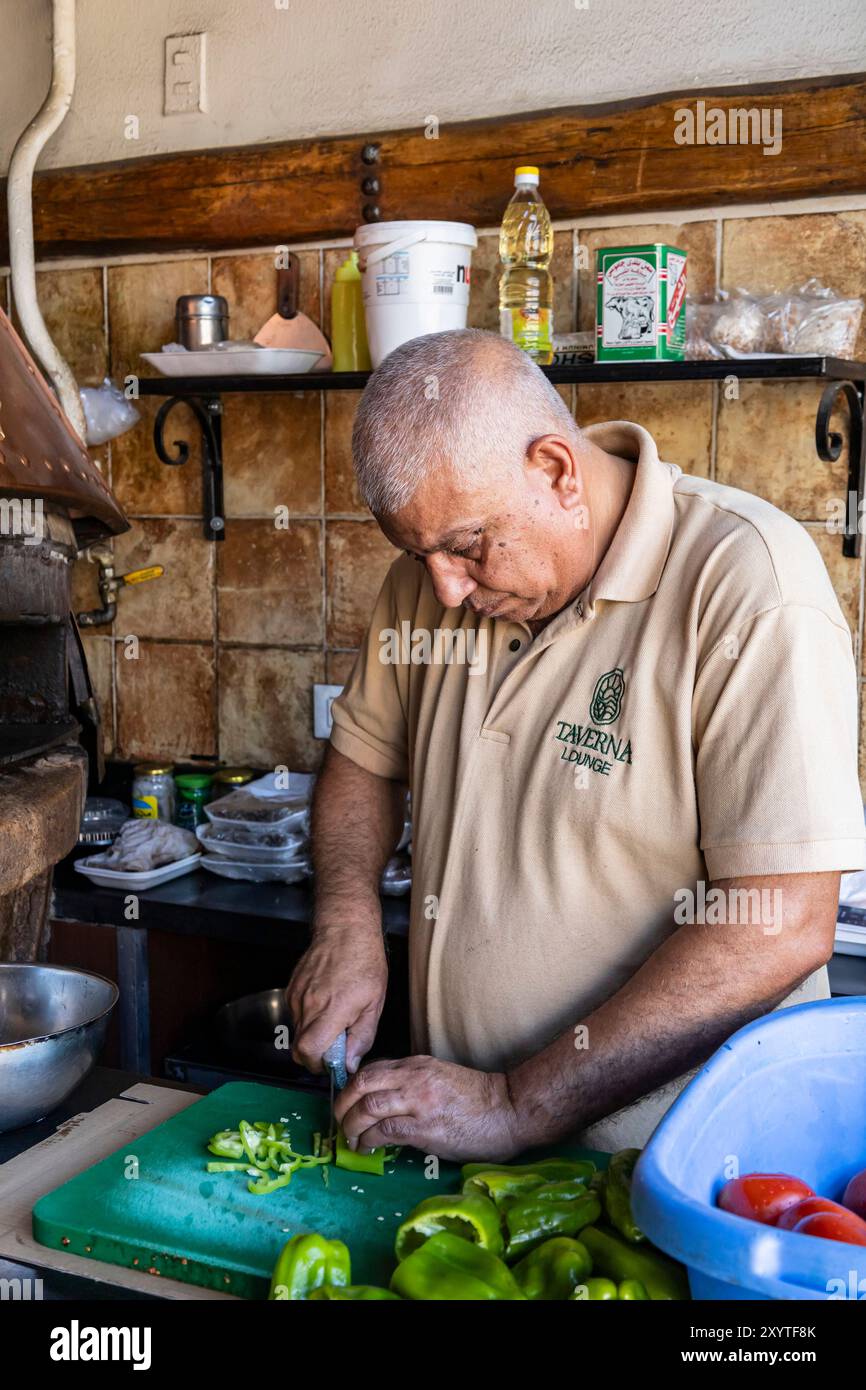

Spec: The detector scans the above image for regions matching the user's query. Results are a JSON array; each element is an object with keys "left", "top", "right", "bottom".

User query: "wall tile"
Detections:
[
  {"left": 212, "top": 249, "right": 322, "bottom": 343},
  {"left": 216, "top": 518, "right": 322, "bottom": 645},
  {"left": 116, "top": 641, "right": 216, "bottom": 762},
  {"left": 322, "top": 246, "right": 350, "bottom": 341},
  {"left": 218, "top": 646, "right": 325, "bottom": 771},
  {"left": 577, "top": 221, "right": 717, "bottom": 331},
  {"left": 71, "top": 551, "right": 105, "bottom": 619},
  {"left": 805, "top": 525, "right": 861, "bottom": 641},
  {"left": 860, "top": 685, "right": 866, "bottom": 799},
  {"left": 325, "top": 390, "right": 367, "bottom": 515},
  {"left": 716, "top": 381, "right": 848, "bottom": 520},
  {"left": 111, "top": 397, "right": 203, "bottom": 516},
  {"left": 12, "top": 267, "right": 107, "bottom": 386},
  {"left": 326, "top": 650, "right": 358, "bottom": 684},
  {"left": 108, "top": 258, "right": 208, "bottom": 378},
  {"left": 326, "top": 521, "right": 400, "bottom": 647},
  {"left": 721, "top": 212, "right": 866, "bottom": 358},
  {"left": 466, "top": 234, "right": 499, "bottom": 331},
  {"left": 81, "top": 635, "right": 114, "bottom": 757},
  {"left": 222, "top": 392, "right": 322, "bottom": 517},
  {"left": 112, "top": 518, "right": 215, "bottom": 641},
  {"left": 575, "top": 381, "right": 713, "bottom": 476}
]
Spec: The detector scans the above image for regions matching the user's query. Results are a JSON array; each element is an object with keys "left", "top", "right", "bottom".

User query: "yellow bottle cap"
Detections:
[{"left": 515, "top": 166, "right": 539, "bottom": 177}]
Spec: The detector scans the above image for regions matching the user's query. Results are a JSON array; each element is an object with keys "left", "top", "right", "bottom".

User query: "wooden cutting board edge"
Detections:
[{"left": 0, "top": 1082, "right": 235, "bottom": 1300}]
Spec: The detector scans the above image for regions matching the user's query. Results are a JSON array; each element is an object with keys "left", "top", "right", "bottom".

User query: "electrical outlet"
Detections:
[
  {"left": 164, "top": 33, "right": 206, "bottom": 115},
  {"left": 313, "top": 684, "right": 344, "bottom": 739}
]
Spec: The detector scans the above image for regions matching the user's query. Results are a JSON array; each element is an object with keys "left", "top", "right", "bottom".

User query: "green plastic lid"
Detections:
[
  {"left": 334, "top": 250, "right": 362, "bottom": 282},
  {"left": 175, "top": 773, "right": 213, "bottom": 795}
]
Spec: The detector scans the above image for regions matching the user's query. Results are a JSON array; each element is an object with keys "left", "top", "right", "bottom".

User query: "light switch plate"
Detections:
[
  {"left": 164, "top": 33, "right": 206, "bottom": 114},
  {"left": 313, "top": 684, "right": 344, "bottom": 739}
]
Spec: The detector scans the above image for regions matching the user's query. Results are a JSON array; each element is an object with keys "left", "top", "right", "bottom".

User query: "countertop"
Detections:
[
  {"left": 0, "top": 1067, "right": 201, "bottom": 1300},
  {"left": 52, "top": 850, "right": 409, "bottom": 944}
]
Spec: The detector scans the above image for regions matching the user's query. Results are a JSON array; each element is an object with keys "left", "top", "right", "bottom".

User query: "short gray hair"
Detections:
[{"left": 352, "top": 329, "right": 583, "bottom": 514}]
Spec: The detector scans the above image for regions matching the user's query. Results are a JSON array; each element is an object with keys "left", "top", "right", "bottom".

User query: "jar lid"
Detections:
[
  {"left": 134, "top": 762, "right": 174, "bottom": 775},
  {"left": 175, "top": 773, "right": 214, "bottom": 791},
  {"left": 213, "top": 767, "right": 255, "bottom": 785}
]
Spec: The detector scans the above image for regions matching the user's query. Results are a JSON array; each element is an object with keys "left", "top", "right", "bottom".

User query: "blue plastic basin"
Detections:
[{"left": 632, "top": 996, "right": 866, "bottom": 1300}]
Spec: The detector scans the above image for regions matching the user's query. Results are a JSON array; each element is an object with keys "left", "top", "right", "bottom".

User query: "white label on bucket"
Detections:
[{"left": 376, "top": 253, "right": 410, "bottom": 296}]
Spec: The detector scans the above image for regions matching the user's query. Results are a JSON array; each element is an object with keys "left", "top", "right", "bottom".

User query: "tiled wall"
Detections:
[{"left": 6, "top": 201, "right": 866, "bottom": 780}]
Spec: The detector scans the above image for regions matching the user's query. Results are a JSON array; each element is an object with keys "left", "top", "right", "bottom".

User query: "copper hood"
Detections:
[{"left": 0, "top": 305, "right": 127, "bottom": 542}]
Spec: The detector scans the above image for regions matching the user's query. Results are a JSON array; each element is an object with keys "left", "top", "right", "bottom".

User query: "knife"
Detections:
[{"left": 322, "top": 1031, "right": 348, "bottom": 1158}]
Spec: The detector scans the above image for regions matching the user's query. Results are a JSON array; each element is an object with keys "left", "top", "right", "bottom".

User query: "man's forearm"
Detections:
[
  {"left": 311, "top": 745, "right": 406, "bottom": 934},
  {"left": 507, "top": 872, "right": 838, "bottom": 1148}
]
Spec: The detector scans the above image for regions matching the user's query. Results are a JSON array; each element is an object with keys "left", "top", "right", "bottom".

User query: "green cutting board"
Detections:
[{"left": 32, "top": 1080, "right": 608, "bottom": 1299}]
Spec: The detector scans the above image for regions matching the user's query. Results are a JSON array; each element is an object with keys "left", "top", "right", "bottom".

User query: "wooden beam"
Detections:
[{"left": 3, "top": 71, "right": 865, "bottom": 261}]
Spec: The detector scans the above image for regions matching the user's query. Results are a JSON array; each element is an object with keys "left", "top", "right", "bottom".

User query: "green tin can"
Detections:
[{"left": 596, "top": 243, "right": 687, "bottom": 361}]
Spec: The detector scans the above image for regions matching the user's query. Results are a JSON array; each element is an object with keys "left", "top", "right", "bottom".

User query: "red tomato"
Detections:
[
  {"left": 776, "top": 1196, "right": 850, "bottom": 1230},
  {"left": 842, "top": 1168, "right": 866, "bottom": 1221},
  {"left": 717, "top": 1173, "right": 814, "bottom": 1225},
  {"left": 791, "top": 1210, "right": 866, "bottom": 1246}
]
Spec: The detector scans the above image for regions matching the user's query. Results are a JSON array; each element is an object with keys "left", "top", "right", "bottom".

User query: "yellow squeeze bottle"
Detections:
[{"left": 331, "top": 251, "right": 372, "bottom": 371}]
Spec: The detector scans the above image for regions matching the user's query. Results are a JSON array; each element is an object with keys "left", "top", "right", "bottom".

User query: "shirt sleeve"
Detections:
[
  {"left": 328, "top": 558, "right": 412, "bottom": 782},
  {"left": 694, "top": 603, "right": 866, "bottom": 879}
]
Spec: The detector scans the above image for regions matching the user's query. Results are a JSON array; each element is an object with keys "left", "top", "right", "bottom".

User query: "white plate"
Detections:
[
  {"left": 74, "top": 852, "right": 202, "bottom": 890},
  {"left": 141, "top": 348, "right": 324, "bottom": 378}
]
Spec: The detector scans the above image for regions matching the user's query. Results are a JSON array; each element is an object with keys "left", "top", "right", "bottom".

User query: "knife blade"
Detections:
[{"left": 322, "top": 1031, "right": 348, "bottom": 1160}]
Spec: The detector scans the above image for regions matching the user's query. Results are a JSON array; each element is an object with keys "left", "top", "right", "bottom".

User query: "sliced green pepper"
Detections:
[
  {"left": 580, "top": 1226, "right": 689, "bottom": 1300},
  {"left": 335, "top": 1128, "right": 387, "bottom": 1175},
  {"left": 512, "top": 1237, "right": 592, "bottom": 1300},
  {"left": 503, "top": 1183, "right": 601, "bottom": 1261},
  {"left": 395, "top": 1191, "right": 505, "bottom": 1260},
  {"left": 603, "top": 1148, "right": 645, "bottom": 1244},
  {"left": 248, "top": 1156, "right": 301, "bottom": 1195},
  {"left": 269, "top": 1232, "right": 351, "bottom": 1300},
  {"left": 391, "top": 1231, "right": 525, "bottom": 1301},
  {"left": 310, "top": 1285, "right": 401, "bottom": 1301}
]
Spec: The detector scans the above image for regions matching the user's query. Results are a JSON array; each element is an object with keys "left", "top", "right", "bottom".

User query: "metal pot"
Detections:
[{"left": 0, "top": 963, "right": 118, "bottom": 1132}]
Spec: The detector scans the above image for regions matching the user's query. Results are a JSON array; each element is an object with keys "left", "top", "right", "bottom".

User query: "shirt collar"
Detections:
[{"left": 582, "top": 420, "right": 680, "bottom": 608}]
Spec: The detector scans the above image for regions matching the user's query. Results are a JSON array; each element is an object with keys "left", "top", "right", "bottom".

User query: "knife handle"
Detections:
[{"left": 322, "top": 1031, "right": 348, "bottom": 1090}]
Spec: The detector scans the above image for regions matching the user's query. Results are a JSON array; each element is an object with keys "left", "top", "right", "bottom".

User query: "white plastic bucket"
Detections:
[{"left": 354, "top": 220, "right": 478, "bottom": 367}]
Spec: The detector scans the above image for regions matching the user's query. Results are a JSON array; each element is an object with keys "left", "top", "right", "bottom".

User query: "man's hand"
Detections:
[
  {"left": 334, "top": 1055, "right": 522, "bottom": 1162},
  {"left": 287, "top": 924, "right": 387, "bottom": 1075}
]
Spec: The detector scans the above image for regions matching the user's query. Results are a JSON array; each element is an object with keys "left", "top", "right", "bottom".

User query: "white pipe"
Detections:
[{"left": 7, "top": 0, "right": 86, "bottom": 443}]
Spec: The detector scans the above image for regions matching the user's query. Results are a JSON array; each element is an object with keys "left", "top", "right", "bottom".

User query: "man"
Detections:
[{"left": 287, "top": 328, "right": 865, "bottom": 1161}]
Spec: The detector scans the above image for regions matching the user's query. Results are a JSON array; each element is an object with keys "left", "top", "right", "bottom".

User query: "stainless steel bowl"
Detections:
[
  {"left": 214, "top": 987, "right": 293, "bottom": 1071},
  {"left": 0, "top": 964, "right": 118, "bottom": 1132}
]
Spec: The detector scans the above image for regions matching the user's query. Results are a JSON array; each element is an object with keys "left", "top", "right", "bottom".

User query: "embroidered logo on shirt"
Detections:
[
  {"left": 589, "top": 667, "right": 625, "bottom": 725},
  {"left": 553, "top": 668, "right": 632, "bottom": 779}
]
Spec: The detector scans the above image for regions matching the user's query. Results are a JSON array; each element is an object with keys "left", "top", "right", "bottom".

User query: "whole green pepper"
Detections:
[
  {"left": 618, "top": 1279, "right": 649, "bottom": 1299},
  {"left": 580, "top": 1226, "right": 689, "bottom": 1300},
  {"left": 512, "top": 1237, "right": 592, "bottom": 1300},
  {"left": 603, "top": 1148, "right": 645, "bottom": 1244},
  {"left": 462, "top": 1158, "right": 596, "bottom": 1185},
  {"left": 268, "top": 1232, "right": 351, "bottom": 1300},
  {"left": 571, "top": 1277, "right": 618, "bottom": 1300},
  {"left": 395, "top": 1191, "right": 504, "bottom": 1260},
  {"left": 504, "top": 1183, "right": 601, "bottom": 1261},
  {"left": 391, "top": 1231, "right": 525, "bottom": 1300},
  {"left": 310, "top": 1285, "right": 400, "bottom": 1301}
]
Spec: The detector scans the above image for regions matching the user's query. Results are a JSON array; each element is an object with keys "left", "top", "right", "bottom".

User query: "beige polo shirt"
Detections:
[{"left": 330, "top": 420, "right": 865, "bottom": 1133}]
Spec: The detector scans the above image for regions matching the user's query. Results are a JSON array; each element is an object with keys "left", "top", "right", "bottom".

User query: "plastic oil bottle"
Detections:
[
  {"left": 331, "top": 250, "right": 372, "bottom": 371},
  {"left": 499, "top": 165, "right": 554, "bottom": 365}
]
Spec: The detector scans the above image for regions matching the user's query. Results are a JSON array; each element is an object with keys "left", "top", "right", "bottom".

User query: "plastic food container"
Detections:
[
  {"left": 200, "top": 855, "right": 310, "bottom": 884},
  {"left": 205, "top": 788, "right": 309, "bottom": 834},
  {"left": 195, "top": 822, "right": 307, "bottom": 863},
  {"left": 632, "top": 997, "right": 866, "bottom": 1300}
]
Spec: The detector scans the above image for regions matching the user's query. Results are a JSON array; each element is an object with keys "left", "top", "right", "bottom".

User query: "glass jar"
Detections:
[
  {"left": 211, "top": 767, "right": 255, "bottom": 797},
  {"left": 174, "top": 773, "right": 214, "bottom": 830},
  {"left": 132, "top": 764, "right": 176, "bottom": 820}
]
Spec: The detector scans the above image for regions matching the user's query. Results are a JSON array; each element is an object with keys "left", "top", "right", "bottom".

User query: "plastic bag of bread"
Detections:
[
  {"left": 707, "top": 291, "right": 769, "bottom": 356},
  {"left": 763, "top": 279, "right": 863, "bottom": 356}
]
